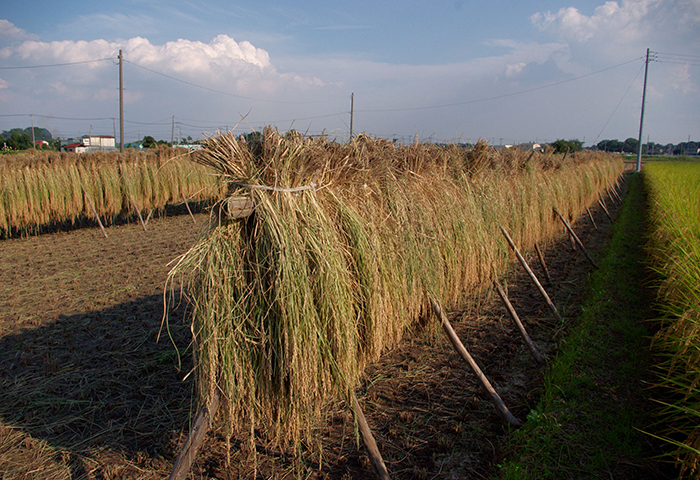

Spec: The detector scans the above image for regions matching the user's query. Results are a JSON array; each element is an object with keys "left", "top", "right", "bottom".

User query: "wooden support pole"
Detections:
[
  {"left": 130, "top": 197, "right": 147, "bottom": 231},
  {"left": 598, "top": 197, "right": 614, "bottom": 222},
  {"left": 607, "top": 182, "right": 621, "bottom": 205},
  {"left": 534, "top": 242, "right": 553, "bottom": 285},
  {"left": 81, "top": 185, "right": 108, "bottom": 238},
  {"left": 431, "top": 298, "right": 521, "bottom": 426},
  {"left": 145, "top": 209, "right": 154, "bottom": 226},
  {"left": 500, "top": 227, "right": 563, "bottom": 325},
  {"left": 168, "top": 391, "right": 220, "bottom": 480},
  {"left": 553, "top": 208, "right": 599, "bottom": 269},
  {"left": 351, "top": 392, "right": 391, "bottom": 480},
  {"left": 610, "top": 182, "right": 622, "bottom": 205},
  {"left": 586, "top": 207, "right": 598, "bottom": 231},
  {"left": 182, "top": 194, "right": 196, "bottom": 223},
  {"left": 567, "top": 230, "right": 577, "bottom": 252},
  {"left": 494, "top": 282, "right": 545, "bottom": 365}
]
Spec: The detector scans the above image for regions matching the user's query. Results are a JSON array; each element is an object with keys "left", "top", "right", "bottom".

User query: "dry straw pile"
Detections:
[{"left": 168, "top": 128, "right": 623, "bottom": 450}]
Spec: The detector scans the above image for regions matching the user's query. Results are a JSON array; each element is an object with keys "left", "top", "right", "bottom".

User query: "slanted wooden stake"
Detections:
[
  {"left": 182, "top": 194, "right": 196, "bottom": 223},
  {"left": 500, "top": 227, "right": 563, "bottom": 325},
  {"left": 553, "top": 208, "right": 599, "bottom": 269},
  {"left": 351, "top": 392, "right": 391, "bottom": 480},
  {"left": 494, "top": 282, "right": 545, "bottom": 365},
  {"left": 130, "top": 197, "right": 147, "bottom": 231},
  {"left": 145, "top": 209, "right": 154, "bottom": 226},
  {"left": 168, "top": 391, "right": 220, "bottom": 480},
  {"left": 81, "top": 184, "right": 108, "bottom": 238},
  {"left": 586, "top": 207, "right": 598, "bottom": 231},
  {"left": 608, "top": 181, "right": 622, "bottom": 204},
  {"left": 431, "top": 298, "right": 521, "bottom": 426},
  {"left": 598, "top": 195, "right": 614, "bottom": 222},
  {"left": 534, "top": 242, "right": 553, "bottom": 285}
]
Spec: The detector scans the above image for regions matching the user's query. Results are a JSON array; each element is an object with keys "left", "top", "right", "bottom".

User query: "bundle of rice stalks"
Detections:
[
  {"left": 0, "top": 148, "right": 223, "bottom": 236},
  {"left": 167, "top": 128, "right": 623, "bottom": 451}
]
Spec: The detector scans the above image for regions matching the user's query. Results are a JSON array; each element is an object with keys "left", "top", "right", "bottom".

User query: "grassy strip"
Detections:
[{"left": 498, "top": 172, "right": 673, "bottom": 479}]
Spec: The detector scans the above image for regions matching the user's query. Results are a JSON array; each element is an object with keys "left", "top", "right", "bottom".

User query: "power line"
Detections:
[
  {"left": 655, "top": 52, "right": 700, "bottom": 59},
  {"left": 125, "top": 119, "right": 173, "bottom": 126},
  {"left": 122, "top": 59, "right": 338, "bottom": 105},
  {"left": 0, "top": 114, "right": 115, "bottom": 121},
  {"left": 0, "top": 57, "right": 114, "bottom": 70},
  {"left": 356, "top": 57, "right": 644, "bottom": 113},
  {"left": 593, "top": 63, "right": 645, "bottom": 145},
  {"left": 656, "top": 59, "right": 700, "bottom": 67},
  {"left": 654, "top": 51, "right": 700, "bottom": 67}
]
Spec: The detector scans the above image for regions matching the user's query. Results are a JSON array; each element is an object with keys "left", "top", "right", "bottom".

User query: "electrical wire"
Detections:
[
  {"left": 592, "top": 63, "right": 645, "bottom": 146},
  {"left": 0, "top": 58, "right": 114, "bottom": 70},
  {"left": 356, "top": 57, "right": 644, "bottom": 113},
  {"left": 654, "top": 51, "right": 700, "bottom": 67},
  {"left": 0, "top": 114, "right": 115, "bottom": 121},
  {"left": 122, "top": 59, "right": 339, "bottom": 105}
]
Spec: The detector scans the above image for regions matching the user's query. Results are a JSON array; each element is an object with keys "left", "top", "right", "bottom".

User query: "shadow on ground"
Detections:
[{"left": 0, "top": 292, "right": 195, "bottom": 477}]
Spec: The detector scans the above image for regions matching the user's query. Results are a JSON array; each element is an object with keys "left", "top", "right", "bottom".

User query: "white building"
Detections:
[
  {"left": 518, "top": 142, "right": 543, "bottom": 151},
  {"left": 81, "top": 135, "right": 117, "bottom": 151}
]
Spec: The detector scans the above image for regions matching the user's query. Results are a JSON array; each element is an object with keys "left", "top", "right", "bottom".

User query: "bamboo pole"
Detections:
[
  {"left": 351, "top": 392, "right": 391, "bottom": 480},
  {"left": 534, "top": 242, "right": 553, "bottom": 285},
  {"left": 168, "top": 391, "right": 220, "bottom": 480},
  {"left": 553, "top": 208, "right": 599, "bottom": 269},
  {"left": 494, "top": 282, "right": 545, "bottom": 365},
  {"left": 431, "top": 298, "right": 521, "bottom": 426},
  {"left": 500, "top": 227, "right": 563, "bottom": 325}
]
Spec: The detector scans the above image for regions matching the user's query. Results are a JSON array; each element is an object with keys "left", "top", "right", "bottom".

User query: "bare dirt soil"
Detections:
[{"left": 0, "top": 188, "right": 627, "bottom": 479}]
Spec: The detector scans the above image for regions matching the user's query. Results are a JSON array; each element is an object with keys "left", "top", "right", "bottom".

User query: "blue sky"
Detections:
[{"left": 1, "top": 0, "right": 698, "bottom": 146}]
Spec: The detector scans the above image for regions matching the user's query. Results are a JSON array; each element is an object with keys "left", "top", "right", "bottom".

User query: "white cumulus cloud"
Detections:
[
  {"left": 531, "top": 0, "right": 659, "bottom": 43},
  {"left": 0, "top": 19, "right": 38, "bottom": 43},
  {"left": 0, "top": 28, "right": 325, "bottom": 93}
]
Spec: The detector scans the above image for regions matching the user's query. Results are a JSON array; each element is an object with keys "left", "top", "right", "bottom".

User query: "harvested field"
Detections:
[{"left": 0, "top": 177, "right": 624, "bottom": 479}]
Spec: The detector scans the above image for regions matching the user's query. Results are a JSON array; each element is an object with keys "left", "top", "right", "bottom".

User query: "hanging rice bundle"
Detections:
[{"left": 167, "top": 128, "right": 623, "bottom": 448}]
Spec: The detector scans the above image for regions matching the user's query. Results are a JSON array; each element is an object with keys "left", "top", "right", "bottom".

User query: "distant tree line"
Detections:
[
  {"left": 550, "top": 139, "right": 584, "bottom": 154},
  {"left": 595, "top": 138, "right": 698, "bottom": 155},
  {"left": 1, "top": 127, "right": 57, "bottom": 151},
  {"left": 595, "top": 138, "right": 640, "bottom": 154}
]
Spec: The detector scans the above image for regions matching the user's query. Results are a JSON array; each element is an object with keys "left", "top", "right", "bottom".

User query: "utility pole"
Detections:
[
  {"left": 31, "top": 114, "right": 35, "bottom": 149},
  {"left": 119, "top": 49, "right": 124, "bottom": 152},
  {"left": 171, "top": 116, "right": 175, "bottom": 145},
  {"left": 636, "top": 48, "right": 650, "bottom": 172},
  {"left": 349, "top": 92, "right": 354, "bottom": 140}
]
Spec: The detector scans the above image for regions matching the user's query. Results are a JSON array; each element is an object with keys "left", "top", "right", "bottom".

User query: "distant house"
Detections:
[
  {"left": 64, "top": 142, "right": 86, "bottom": 153},
  {"left": 518, "top": 142, "right": 543, "bottom": 151},
  {"left": 63, "top": 135, "right": 116, "bottom": 153},
  {"left": 81, "top": 135, "right": 117, "bottom": 152},
  {"left": 33, "top": 140, "right": 50, "bottom": 149}
]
